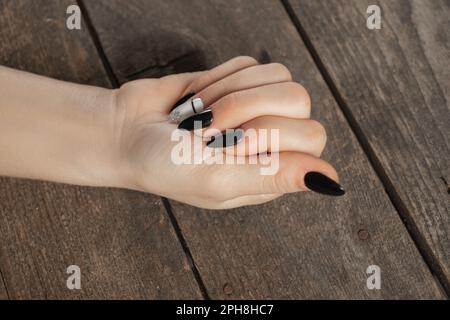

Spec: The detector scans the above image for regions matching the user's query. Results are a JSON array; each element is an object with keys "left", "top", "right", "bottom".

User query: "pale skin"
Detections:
[{"left": 0, "top": 56, "right": 339, "bottom": 209}]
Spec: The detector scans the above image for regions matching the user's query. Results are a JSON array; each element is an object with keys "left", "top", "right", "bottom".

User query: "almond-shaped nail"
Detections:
[
  {"left": 169, "top": 97, "right": 204, "bottom": 123},
  {"left": 206, "top": 129, "right": 244, "bottom": 148},
  {"left": 178, "top": 110, "right": 213, "bottom": 131},
  {"left": 304, "top": 172, "right": 345, "bottom": 196}
]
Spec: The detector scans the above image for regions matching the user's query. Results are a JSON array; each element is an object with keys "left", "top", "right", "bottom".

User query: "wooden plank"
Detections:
[
  {"left": 0, "top": 0, "right": 201, "bottom": 299},
  {"left": 288, "top": 0, "right": 450, "bottom": 292},
  {"left": 84, "top": 0, "right": 445, "bottom": 298}
]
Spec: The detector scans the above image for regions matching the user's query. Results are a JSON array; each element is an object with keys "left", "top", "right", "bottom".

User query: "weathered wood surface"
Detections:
[
  {"left": 0, "top": 277, "right": 7, "bottom": 299},
  {"left": 288, "top": 0, "right": 450, "bottom": 292},
  {"left": 0, "top": 0, "right": 201, "bottom": 299},
  {"left": 84, "top": 0, "right": 445, "bottom": 298}
]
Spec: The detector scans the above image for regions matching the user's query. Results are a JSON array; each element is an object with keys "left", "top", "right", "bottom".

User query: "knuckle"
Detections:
[
  {"left": 262, "top": 174, "right": 279, "bottom": 194},
  {"left": 268, "top": 63, "right": 292, "bottom": 81},
  {"left": 308, "top": 120, "right": 327, "bottom": 154},
  {"left": 191, "top": 72, "right": 212, "bottom": 91},
  {"left": 273, "top": 170, "right": 294, "bottom": 194},
  {"left": 287, "top": 82, "right": 311, "bottom": 117},
  {"left": 234, "top": 56, "right": 258, "bottom": 66},
  {"left": 303, "top": 90, "right": 311, "bottom": 114},
  {"left": 220, "top": 91, "right": 239, "bottom": 111},
  {"left": 261, "top": 166, "right": 294, "bottom": 194}
]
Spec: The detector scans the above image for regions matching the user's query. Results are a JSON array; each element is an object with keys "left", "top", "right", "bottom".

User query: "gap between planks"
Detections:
[
  {"left": 77, "top": 0, "right": 209, "bottom": 299},
  {"left": 0, "top": 269, "right": 10, "bottom": 299},
  {"left": 281, "top": 0, "right": 449, "bottom": 298}
]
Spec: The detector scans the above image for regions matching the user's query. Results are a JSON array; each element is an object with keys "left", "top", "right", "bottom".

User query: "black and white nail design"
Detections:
[
  {"left": 169, "top": 96, "right": 205, "bottom": 123},
  {"left": 178, "top": 110, "right": 213, "bottom": 131},
  {"left": 170, "top": 92, "right": 195, "bottom": 112}
]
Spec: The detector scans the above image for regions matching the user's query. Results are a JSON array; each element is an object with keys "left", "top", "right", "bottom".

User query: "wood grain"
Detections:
[
  {"left": 288, "top": 0, "right": 450, "bottom": 292},
  {"left": 0, "top": 276, "right": 7, "bottom": 299},
  {"left": 84, "top": 0, "right": 445, "bottom": 298},
  {"left": 0, "top": 0, "right": 201, "bottom": 299}
]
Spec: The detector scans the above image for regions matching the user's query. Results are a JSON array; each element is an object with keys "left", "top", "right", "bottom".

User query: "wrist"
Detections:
[
  {"left": 0, "top": 66, "right": 135, "bottom": 189},
  {"left": 77, "top": 87, "right": 136, "bottom": 190}
]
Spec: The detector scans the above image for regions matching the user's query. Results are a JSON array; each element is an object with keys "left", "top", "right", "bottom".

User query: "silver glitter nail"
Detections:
[{"left": 169, "top": 97, "right": 204, "bottom": 123}]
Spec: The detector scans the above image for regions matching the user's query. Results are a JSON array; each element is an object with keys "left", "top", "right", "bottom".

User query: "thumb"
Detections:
[{"left": 217, "top": 152, "right": 344, "bottom": 198}]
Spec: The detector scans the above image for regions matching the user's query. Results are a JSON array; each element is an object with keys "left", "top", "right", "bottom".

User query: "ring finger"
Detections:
[
  {"left": 225, "top": 116, "right": 327, "bottom": 158},
  {"left": 178, "top": 82, "right": 311, "bottom": 136}
]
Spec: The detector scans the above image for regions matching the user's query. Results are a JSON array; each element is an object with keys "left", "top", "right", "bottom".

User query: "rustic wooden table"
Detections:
[{"left": 0, "top": 0, "right": 448, "bottom": 299}]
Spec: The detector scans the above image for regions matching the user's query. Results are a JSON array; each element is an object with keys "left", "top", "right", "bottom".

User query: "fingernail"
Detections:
[
  {"left": 304, "top": 172, "right": 345, "bottom": 196},
  {"left": 178, "top": 110, "right": 213, "bottom": 131},
  {"left": 169, "top": 97, "right": 205, "bottom": 123},
  {"left": 170, "top": 92, "right": 195, "bottom": 112},
  {"left": 207, "top": 129, "right": 244, "bottom": 148}
]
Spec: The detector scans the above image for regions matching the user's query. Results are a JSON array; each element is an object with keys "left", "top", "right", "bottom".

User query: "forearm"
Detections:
[{"left": 0, "top": 66, "right": 122, "bottom": 187}]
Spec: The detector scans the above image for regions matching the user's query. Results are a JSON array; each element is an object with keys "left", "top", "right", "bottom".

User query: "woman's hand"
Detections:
[
  {"left": 0, "top": 57, "right": 343, "bottom": 209},
  {"left": 113, "top": 57, "right": 343, "bottom": 209}
]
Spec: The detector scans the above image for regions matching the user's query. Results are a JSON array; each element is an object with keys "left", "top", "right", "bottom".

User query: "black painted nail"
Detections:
[
  {"left": 207, "top": 129, "right": 244, "bottom": 148},
  {"left": 178, "top": 110, "right": 213, "bottom": 131},
  {"left": 170, "top": 92, "right": 195, "bottom": 112},
  {"left": 304, "top": 172, "right": 345, "bottom": 196}
]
